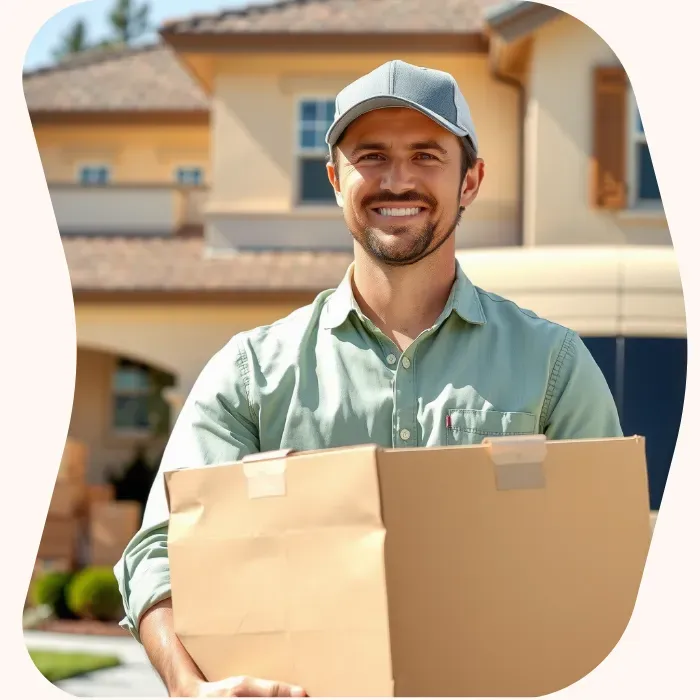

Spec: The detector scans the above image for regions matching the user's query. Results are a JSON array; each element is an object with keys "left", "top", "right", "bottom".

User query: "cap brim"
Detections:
[{"left": 325, "top": 94, "right": 475, "bottom": 150}]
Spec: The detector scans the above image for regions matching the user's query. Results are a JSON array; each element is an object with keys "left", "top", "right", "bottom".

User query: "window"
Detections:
[
  {"left": 175, "top": 167, "right": 204, "bottom": 186},
  {"left": 297, "top": 98, "right": 336, "bottom": 205},
  {"left": 628, "top": 93, "right": 661, "bottom": 206},
  {"left": 112, "top": 359, "right": 152, "bottom": 432},
  {"left": 78, "top": 165, "right": 110, "bottom": 186}
]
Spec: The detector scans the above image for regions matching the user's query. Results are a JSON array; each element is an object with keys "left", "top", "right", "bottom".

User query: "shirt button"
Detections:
[
  {"left": 400, "top": 428, "right": 411, "bottom": 441},
  {"left": 387, "top": 354, "right": 397, "bottom": 365},
  {"left": 402, "top": 357, "right": 411, "bottom": 369}
]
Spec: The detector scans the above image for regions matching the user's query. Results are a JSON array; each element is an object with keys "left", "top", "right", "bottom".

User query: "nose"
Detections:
[{"left": 379, "top": 158, "right": 415, "bottom": 194}]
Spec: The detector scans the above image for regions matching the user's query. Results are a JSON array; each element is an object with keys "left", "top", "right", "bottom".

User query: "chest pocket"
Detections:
[{"left": 446, "top": 409, "right": 538, "bottom": 445}]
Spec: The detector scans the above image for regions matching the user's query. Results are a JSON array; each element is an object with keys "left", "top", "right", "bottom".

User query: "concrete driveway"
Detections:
[{"left": 24, "top": 630, "right": 166, "bottom": 697}]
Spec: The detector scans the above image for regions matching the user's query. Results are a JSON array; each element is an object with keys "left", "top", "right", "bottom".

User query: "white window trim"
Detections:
[
  {"left": 292, "top": 94, "right": 339, "bottom": 210},
  {"left": 626, "top": 90, "right": 662, "bottom": 212},
  {"left": 77, "top": 163, "right": 111, "bottom": 186}
]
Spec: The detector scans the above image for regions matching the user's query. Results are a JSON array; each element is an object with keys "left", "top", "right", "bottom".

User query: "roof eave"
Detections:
[
  {"left": 159, "top": 29, "right": 490, "bottom": 54},
  {"left": 485, "top": 1, "right": 561, "bottom": 43}
]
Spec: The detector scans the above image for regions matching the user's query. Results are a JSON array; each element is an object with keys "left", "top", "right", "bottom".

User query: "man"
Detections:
[{"left": 115, "top": 60, "right": 621, "bottom": 697}]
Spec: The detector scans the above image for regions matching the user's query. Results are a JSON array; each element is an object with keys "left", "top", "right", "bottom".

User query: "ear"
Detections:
[
  {"left": 460, "top": 158, "right": 485, "bottom": 209},
  {"left": 326, "top": 160, "right": 344, "bottom": 207}
]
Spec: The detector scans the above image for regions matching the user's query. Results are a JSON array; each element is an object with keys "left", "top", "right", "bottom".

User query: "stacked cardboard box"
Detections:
[
  {"left": 37, "top": 438, "right": 89, "bottom": 567},
  {"left": 88, "top": 500, "right": 142, "bottom": 567}
]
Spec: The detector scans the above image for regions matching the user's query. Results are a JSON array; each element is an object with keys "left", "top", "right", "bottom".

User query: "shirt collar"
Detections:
[{"left": 321, "top": 260, "right": 486, "bottom": 330}]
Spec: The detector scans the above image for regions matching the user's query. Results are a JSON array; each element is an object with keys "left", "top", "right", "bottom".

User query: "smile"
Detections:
[{"left": 371, "top": 206, "right": 427, "bottom": 218}]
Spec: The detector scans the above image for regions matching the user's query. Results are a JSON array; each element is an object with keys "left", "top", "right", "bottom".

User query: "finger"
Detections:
[{"left": 236, "top": 678, "right": 307, "bottom": 697}]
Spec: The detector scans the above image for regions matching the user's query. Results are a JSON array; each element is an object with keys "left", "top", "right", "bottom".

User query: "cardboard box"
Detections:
[
  {"left": 38, "top": 516, "right": 79, "bottom": 561},
  {"left": 88, "top": 501, "right": 141, "bottom": 564},
  {"left": 89, "top": 544, "right": 135, "bottom": 568},
  {"left": 165, "top": 436, "right": 651, "bottom": 698},
  {"left": 57, "top": 437, "right": 88, "bottom": 482},
  {"left": 48, "top": 480, "right": 83, "bottom": 518}
]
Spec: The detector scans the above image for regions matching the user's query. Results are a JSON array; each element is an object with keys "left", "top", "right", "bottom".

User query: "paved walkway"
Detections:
[{"left": 24, "top": 630, "right": 166, "bottom": 697}]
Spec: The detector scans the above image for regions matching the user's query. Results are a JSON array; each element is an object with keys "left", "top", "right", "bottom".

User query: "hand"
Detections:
[{"left": 181, "top": 676, "right": 309, "bottom": 697}]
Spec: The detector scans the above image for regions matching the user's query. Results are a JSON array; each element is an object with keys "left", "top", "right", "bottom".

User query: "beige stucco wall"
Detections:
[
  {"left": 523, "top": 14, "right": 671, "bottom": 247},
  {"left": 75, "top": 301, "right": 308, "bottom": 392},
  {"left": 34, "top": 123, "right": 210, "bottom": 184},
  {"left": 207, "top": 52, "right": 520, "bottom": 250}
]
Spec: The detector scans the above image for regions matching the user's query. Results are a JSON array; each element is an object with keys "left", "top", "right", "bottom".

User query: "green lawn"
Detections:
[{"left": 29, "top": 649, "right": 121, "bottom": 683}]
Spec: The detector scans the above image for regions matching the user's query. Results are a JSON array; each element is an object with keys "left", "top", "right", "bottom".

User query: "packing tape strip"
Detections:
[
  {"left": 483, "top": 434, "right": 548, "bottom": 491},
  {"left": 242, "top": 449, "right": 293, "bottom": 499}
]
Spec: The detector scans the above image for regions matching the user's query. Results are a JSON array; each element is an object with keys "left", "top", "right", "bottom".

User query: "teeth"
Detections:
[{"left": 377, "top": 207, "right": 422, "bottom": 217}]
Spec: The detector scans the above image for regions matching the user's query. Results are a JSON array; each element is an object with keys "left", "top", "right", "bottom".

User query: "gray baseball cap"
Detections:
[{"left": 325, "top": 59, "right": 478, "bottom": 153}]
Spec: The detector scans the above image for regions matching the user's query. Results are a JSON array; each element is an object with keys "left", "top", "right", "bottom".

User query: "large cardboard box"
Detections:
[{"left": 165, "top": 436, "right": 651, "bottom": 697}]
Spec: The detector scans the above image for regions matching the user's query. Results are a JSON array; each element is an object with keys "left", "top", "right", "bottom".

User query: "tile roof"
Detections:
[
  {"left": 63, "top": 236, "right": 352, "bottom": 293},
  {"left": 23, "top": 43, "right": 208, "bottom": 113},
  {"left": 162, "top": 0, "right": 502, "bottom": 35}
]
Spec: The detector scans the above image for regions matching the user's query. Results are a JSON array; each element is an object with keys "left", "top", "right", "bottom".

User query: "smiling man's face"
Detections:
[{"left": 328, "top": 107, "right": 484, "bottom": 267}]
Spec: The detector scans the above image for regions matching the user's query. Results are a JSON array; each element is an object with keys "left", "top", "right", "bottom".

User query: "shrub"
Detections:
[
  {"left": 30, "top": 571, "right": 76, "bottom": 620},
  {"left": 66, "top": 567, "right": 123, "bottom": 622}
]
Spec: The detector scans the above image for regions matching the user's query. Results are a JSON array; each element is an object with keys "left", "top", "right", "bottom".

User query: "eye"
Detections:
[
  {"left": 415, "top": 152, "right": 438, "bottom": 160},
  {"left": 357, "top": 153, "right": 383, "bottom": 161}
]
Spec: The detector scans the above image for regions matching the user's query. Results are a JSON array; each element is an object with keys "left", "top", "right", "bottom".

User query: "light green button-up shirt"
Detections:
[{"left": 114, "top": 261, "right": 622, "bottom": 641}]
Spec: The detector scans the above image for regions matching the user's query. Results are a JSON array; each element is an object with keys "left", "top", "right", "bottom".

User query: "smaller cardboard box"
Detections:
[
  {"left": 48, "top": 480, "right": 83, "bottom": 518},
  {"left": 79, "top": 483, "right": 116, "bottom": 519},
  {"left": 57, "top": 438, "right": 88, "bottom": 483},
  {"left": 38, "top": 516, "right": 79, "bottom": 562},
  {"left": 89, "top": 501, "right": 141, "bottom": 560},
  {"left": 89, "top": 544, "right": 134, "bottom": 568}
]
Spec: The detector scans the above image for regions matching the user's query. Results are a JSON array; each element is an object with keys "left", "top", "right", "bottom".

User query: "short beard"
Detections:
[{"left": 349, "top": 203, "right": 464, "bottom": 267}]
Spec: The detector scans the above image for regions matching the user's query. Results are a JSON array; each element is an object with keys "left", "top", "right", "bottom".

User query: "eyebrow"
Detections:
[{"left": 349, "top": 139, "right": 448, "bottom": 159}]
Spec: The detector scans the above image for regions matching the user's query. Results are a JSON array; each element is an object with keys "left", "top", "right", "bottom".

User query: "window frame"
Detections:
[
  {"left": 293, "top": 94, "right": 338, "bottom": 208},
  {"left": 626, "top": 90, "right": 662, "bottom": 210}
]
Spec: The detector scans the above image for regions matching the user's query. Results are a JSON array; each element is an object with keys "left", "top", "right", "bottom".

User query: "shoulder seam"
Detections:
[
  {"left": 477, "top": 289, "right": 572, "bottom": 332},
  {"left": 540, "top": 328, "right": 576, "bottom": 433},
  {"left": 233, "top": 336, "right": 256, "bottom": 424}
]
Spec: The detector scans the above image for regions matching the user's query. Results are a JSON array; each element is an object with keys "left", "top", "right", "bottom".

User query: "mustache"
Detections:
[{"left": 362, "top": 191, "right": 436, "bottom": 208}]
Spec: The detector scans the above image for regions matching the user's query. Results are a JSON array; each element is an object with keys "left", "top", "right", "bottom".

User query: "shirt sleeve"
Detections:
[
  {"left": 542, "top": 330, "right": 623, "bottom": 439},
  {"left": 114, "top": 335, "right": 260, "bottom": 643}
]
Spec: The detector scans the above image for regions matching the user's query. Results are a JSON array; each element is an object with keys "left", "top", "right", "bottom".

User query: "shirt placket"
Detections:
[{"left": 369, "top": 321, "right": 444, "bottom": 449}]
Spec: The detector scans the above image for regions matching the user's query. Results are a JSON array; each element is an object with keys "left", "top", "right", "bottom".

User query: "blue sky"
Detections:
[{"left": 24, "top": 0, "right": 270, "bottom": 71}]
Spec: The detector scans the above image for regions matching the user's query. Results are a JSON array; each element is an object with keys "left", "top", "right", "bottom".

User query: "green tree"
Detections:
[
  {"left": 52, "top": 19, "right": 90, "bottom": 61},
  {"left": 108, "top": 0, "right": 151, "bottom": 45}
]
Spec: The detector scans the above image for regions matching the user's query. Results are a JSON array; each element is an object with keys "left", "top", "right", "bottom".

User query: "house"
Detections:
[{"left": 24, "top": 0, "right": 684, "bottom": 511}]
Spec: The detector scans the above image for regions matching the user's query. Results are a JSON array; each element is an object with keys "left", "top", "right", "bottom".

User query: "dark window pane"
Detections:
[
  {"left": 113, "top": 361, "right": 151, "bottom": 392},
  {"left": 300, "top": 128, "right": 316, "bottom": 149},
  {"left": 637, "top": 143, "right": 661, "bottom": 200},
  {"left": 301, "top": 101, "right": 316, "bottom": 122},
  {"left": 325, "top": 100, "right": 335, "bottom": 123},
  {"left": 299, "top": 158, "right": 335, "bottom": 203},
  {"left": 114, "top": 396, "right": 151, "bottom": 430},
  {"left": 622, "top": 337, "right": 686, "bottom": 510}
]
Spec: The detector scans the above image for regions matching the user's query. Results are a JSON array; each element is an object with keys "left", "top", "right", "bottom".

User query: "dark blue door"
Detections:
[{"left": 581, "top": 336, "right": 686, "bottom": 511}]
